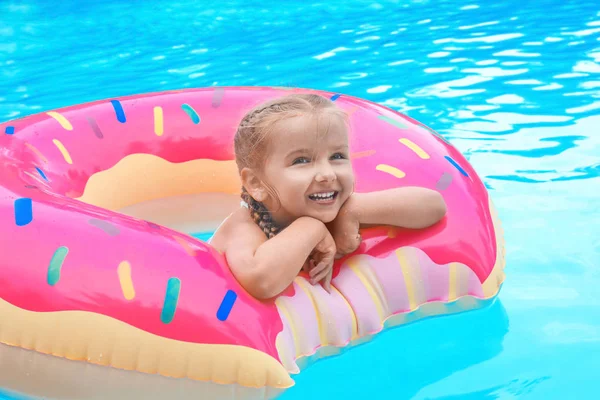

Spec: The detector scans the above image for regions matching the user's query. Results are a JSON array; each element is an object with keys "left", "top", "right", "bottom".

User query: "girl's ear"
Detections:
[{"left": 240, "top": 167, "right": 267, "bottom": 202}]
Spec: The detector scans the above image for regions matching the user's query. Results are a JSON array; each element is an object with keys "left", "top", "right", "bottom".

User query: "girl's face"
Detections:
[{"left": 259, "top": 112, "right": 355, "bottom": 226}]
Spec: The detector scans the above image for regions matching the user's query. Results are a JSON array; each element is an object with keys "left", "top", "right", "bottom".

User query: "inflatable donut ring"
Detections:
[{"left": 0, "top": 87, "right": 505, "bottom": 400}]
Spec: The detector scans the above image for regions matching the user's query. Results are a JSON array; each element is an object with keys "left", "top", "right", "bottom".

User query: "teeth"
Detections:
[{"left": 309, "top": 191, "right": 336, "bottom": 200}]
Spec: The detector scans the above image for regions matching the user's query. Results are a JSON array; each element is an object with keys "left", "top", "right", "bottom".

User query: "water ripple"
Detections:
[{"left": 1, "top": 2, "right": 599, "bottom": 397}]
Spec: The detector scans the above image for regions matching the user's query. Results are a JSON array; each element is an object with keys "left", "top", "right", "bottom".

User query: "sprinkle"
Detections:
[
  {"left": 88, "top": 218, "right": 120, "bottom": 236},
  {"left": 421, "top": 125, "right": 451, "bottom": 144},
  {"left": 46, "top": 112, "right": 73, "bottom": 131},
  {"left": 445, "top": 156, "right": 469, "bottom": 177},
  {"left": 14, "top": 198, "right": 33, "bottom": 226},
  {"left": 217, "top": 290, "right": 237, "bottom": 321},
  {"left": 154, "top": 106, "right": 164, "bottom": 136},
  {"left": 117, "top": 261, "right": 135, "bottom": 300},
  {"left": 436, "top": 172, "right": 453, "bottom": 190},
  {"left": 212, "top": 87, "right": 225, "bottom": 107},
  {"left": 24, "top": 185, "right": 38, "bottom": 189},
  {"left": 161, "top": 277, "right": 181, "bottom": 324},
  {"left": 387, "top": 228, "right": 397, "bottom": 238},
  {"left": 24, "top": 143, "right": 48, "bottom": 163},
  {"left": 52, "top": 139, "right": 73, "bottom": 164},
  {"left": 399, "top": 138, "right": 430, "bottom": 159},
  {"left": 173, "top": 235, "right": 196, "bottom": 256},
  {"left": 48, "top": 246, "right": 68, "bottom": 286},
  {"left": 35, "top": 167, "right": 48, "bottom": 181},
  {"left": 111, "top": 100, "right": 126, "bottom": 123},
  {"left": 330, "top": 94, "right": 341, "bottom": 101},
  {"left": 24, "top": 171, "right": 48, "bottom": 186},
  {"left": 86, "top": 117, "right": 104, "bottom": 139},
  {"left": 181, "top": 103, "right": 200, "bottom": 124},
  {"left": 351, "top": 149, "right": 376, "bottom": 159},
  {"left": 376, "top": 164, "right": 406, "bottom": 179},
  {"left": 5, "top": 126, "right": 14, "bottom": 135},
  {"left": 378, "top": 115, "right": 408, "bottom": 130}
]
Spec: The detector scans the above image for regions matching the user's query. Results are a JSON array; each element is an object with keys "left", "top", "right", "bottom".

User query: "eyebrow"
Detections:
[
  {"left": 285, "top": 148, "right": 311, "bottom": 159},
  {"left": 285, "top": 145, "right": 349, "bottom": 158}
]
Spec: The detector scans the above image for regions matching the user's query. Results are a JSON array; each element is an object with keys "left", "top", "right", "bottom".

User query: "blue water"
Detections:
[{"left": 1, "top": 0, "right": 599, "bottom": 399}]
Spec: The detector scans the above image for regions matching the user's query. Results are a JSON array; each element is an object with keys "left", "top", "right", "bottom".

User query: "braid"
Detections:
[
  {"left": 241, "top": 187, "right": 280, "bottom": 239},
  {"left": 234, "top": 94, "right": 346, "bottom": 239},
  {"left": 237, "top": 102, "right": 286, "bottom": 133}
]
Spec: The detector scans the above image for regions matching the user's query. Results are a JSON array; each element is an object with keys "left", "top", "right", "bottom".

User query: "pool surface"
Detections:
[{"left": 1, "top": 0, "right": 599, "bottom": 399}]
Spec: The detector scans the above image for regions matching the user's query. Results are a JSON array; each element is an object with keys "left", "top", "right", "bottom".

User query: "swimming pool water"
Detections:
[{"left": 1, "top": 0, "right": 599, "bottom": 399}]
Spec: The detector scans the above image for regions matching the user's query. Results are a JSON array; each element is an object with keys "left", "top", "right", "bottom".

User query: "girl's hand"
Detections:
[
  {"left": 328, "top": 196, "right": 362, "bottom": 260},
  {"left": 306, "top": 228, "right": 337, "bottom": 292}
]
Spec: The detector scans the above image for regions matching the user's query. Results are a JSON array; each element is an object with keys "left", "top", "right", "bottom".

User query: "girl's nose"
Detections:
[{"left": 315, "top": 161, "right": 336, "bottom": 183}]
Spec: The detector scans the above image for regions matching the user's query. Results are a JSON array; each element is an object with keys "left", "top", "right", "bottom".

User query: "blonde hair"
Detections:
[{"left": 234, "top": 93, "right": 348, "bottom": 238}]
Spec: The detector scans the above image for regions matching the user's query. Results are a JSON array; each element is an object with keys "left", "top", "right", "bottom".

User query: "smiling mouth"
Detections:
[{"left": 308, "top": 191, "right": 339, "bottom": 203}]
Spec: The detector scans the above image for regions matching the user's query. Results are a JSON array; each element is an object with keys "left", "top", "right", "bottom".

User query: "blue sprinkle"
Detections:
[
  {"left": 5, "top": 126, "right": 15, "bottom": 135},
  {"left": 160, "top": 277, "right": 181, "bottom": 324},
  {"left": 111, "top": 100, "right": 126, "bottom": 123},
  {"left": 216, "top": 290, "right": 237, "bottom": 321},
  {"left": 35, "top": 167, "right": 48, "bottom": 181},
  {"left": 445, "top": 156, "right": 469, "bottom": 177},
  {"left": 330, "top": 94, "right": 341, "bottom": 101},
  {"left": 14, "top": 198, "right": 33, "bottom": 226}
]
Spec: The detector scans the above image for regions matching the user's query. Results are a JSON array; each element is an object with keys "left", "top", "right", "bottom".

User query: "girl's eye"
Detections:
[
  {"left": 292, "top": 157, "right": 310, "bottom": 165},
  {"left": 331, "top": 152, "right": 347, "bottom": 160}
]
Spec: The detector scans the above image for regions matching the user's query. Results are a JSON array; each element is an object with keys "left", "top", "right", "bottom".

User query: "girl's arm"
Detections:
[
  {"left": 328, "top": 187, "right": 447, "bottom": 258},
  {"left": 224, "top": 216, "right": 336, "bottom": 299},
  {"left": 347, "top": 186, "right": 447, "bottom": 229}
]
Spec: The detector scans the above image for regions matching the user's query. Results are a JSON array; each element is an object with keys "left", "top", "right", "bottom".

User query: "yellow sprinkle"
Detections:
[
  {"left": 117, "top": 261, "right": 135, "bottom": 301},
  {"left": 154, "top": 106, "right": 164, "bottom": 136},
  {"left": 46, "top": 111, "right": 73, "bottom": 131},
  {"left": 399, "top": 138, "right": 430, "bottom": 159},
  {"left": 448, "top": 262, "right": 457, "bottom": 302},
  {"left": 52, "top": 139, "right": 73, "bottom": 164},
  {"left": 376, "top": 164, "right": 406, "bottom": 179},
  {"left": 24, "top": 142, "right": 48, "bottom": 164}
]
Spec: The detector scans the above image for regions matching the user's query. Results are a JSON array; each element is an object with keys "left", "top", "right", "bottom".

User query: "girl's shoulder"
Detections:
[{"left": 209, "top": 207, "right": 264, "bottom": 252}]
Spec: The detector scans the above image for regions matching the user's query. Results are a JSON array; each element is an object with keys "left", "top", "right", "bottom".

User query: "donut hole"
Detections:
[{"left": 75, "top": 153, "right": 242, "bottom": 237}]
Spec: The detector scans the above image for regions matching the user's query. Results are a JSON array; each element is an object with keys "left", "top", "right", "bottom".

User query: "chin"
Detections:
[{"left": 310, "top": 209, "right": 339, "bottom": 224}]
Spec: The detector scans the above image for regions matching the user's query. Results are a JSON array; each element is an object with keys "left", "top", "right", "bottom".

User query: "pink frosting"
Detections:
[{"left": 0, "top": 87, "right": 497, "bottom": 364}]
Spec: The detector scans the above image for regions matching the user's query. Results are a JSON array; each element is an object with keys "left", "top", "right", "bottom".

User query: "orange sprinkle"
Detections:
[
  {"left": 24, "top": 142, "right": 48, "bottom": 164},
  {"left": 387, "top": 228, "right": 397, "bottom": 238},
  {"left": 351, "top": 150, "right": 376, "bottom": 160}
]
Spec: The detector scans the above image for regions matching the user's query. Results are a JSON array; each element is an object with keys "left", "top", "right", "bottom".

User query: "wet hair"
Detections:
[{"left": 234, "top": 93, "right": 348, "bottom": 238}]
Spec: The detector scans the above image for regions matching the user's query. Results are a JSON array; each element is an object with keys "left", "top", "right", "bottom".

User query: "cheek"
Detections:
[{"left": 339, "top": 168, "right": 355, "bottom": 188}]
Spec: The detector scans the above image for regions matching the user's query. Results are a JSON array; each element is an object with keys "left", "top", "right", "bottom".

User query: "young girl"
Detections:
[{"left": 209, "top": 94, "right": 447, "bottom": 299}]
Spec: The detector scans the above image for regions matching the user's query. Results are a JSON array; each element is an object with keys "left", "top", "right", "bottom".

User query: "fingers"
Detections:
[
  {"left": 321, "top": 268, "right": 332, "bottom": 293},
  {"left": 310, "top": 262, "right": 332, "bottom": 285},
  {"left": 309, "top": 261, "right": 328, "bottom": 282},
  {"left": 302, "top": 259, "right": 314, "bottom": 273}
]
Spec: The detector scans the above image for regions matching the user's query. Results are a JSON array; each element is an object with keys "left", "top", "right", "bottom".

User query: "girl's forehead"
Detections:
[{"left": 269, "top": 113, "right": 348, "bottom": 146}]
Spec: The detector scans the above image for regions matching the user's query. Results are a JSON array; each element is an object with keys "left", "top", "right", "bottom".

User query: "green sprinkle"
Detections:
[
  {"left": 378, "top": 115, "right": 408, "bottom": 129},
  {"left": 161, "top": 277, "right": 181, "bottom": 324},
  {"left": 181, "top": 103, "right": 200, "bottom": 124},
  {"left": 48, "top": 246, "right": 68, "bottom": 286}
]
